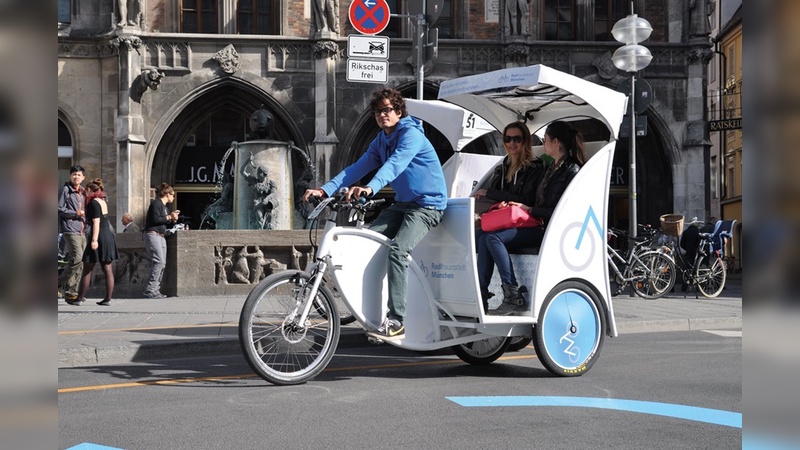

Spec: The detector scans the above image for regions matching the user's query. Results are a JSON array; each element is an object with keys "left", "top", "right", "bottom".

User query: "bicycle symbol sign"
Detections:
[
  {"left": 348, "top": 0, "right": 391, "bottom": 35},
  {"left": 559, "top": 205, "right": 604, "bottom": 272}
]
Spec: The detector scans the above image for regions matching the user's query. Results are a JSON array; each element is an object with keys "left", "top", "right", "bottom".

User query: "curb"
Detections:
[{"left": 58, "top": 318, "right": 742, "bottom": 368}]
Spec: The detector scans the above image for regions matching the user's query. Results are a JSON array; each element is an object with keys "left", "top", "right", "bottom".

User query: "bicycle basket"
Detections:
[{"left": 660, "top": 214, "right": 684, "bottom": 237}]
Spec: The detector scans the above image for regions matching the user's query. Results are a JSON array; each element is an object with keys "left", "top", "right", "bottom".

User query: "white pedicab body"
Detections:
[{"left": 239, "top": 65, "right": 627, "bottom": 384}]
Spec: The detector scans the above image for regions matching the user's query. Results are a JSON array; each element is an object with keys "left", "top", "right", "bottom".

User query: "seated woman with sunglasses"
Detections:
[
  {"left": 473, "top": 122, "right": 544, "bottom": 314},
  {"left": 476, "top": 120, "right": 586, "bottom": 315}
]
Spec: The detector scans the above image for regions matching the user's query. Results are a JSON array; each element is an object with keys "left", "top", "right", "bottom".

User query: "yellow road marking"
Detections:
[
  {"left": 58, "top": 323, "right": 238, "bottom": 335},
  {"left": 58, "top": 354, "right": 536, "bottom": 394}
]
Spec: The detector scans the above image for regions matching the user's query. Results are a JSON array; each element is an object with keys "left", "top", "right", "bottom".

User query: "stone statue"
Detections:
[
  {"left": 247, "top": 105, "right": 277, "bottom": 140},
  {"left": 118, "top": 0, "right": 145, "bottom": 28},
  {"left": 231, "top": 247, "right": 251, "bottom": 283},
  {"left": 247, "top": 246, "right": 267, "bottom": 283},
  {"left": 503, "top": 0, "right": 529, "bottom": 36},
  {"left": 312, "top": 0, "right": 340, "bottom": 34},
  {"left": 242, "top": 153, "right": 278, "bottom": 230},
  {"left": 214, "top": 245, "right": 234, "bottom": 284}
]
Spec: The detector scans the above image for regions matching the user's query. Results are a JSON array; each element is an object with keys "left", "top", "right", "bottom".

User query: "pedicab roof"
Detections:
[
  {"left": 405, "top": 99, "right": 496, "bottom": 152},
  {"left": 437, "top": 64, "right": 628, "bottom": 141}
]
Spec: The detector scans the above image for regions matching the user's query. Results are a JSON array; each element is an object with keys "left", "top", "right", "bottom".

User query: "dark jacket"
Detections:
[
  {"left": 485, "top": 156, "right": 544, "bottom": 205},
  {"left": 58, "top": 182, "right": 86, "bottom": 234},
  {"left": 530, "top": 158, "right": 581, "bottom": 222},
  {"left": 144, "top": 199, "right": 173, "bottom": 235}
]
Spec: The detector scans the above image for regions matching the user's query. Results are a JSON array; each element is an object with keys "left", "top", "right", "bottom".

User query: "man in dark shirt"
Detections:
[{"left": 57, "top": 165, "right": 86, "bottom": 302}]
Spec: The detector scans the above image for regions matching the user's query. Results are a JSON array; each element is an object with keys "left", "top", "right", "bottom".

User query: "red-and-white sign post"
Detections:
[{"left": 347, "top": 0, "right": 392, "bottom": 84}]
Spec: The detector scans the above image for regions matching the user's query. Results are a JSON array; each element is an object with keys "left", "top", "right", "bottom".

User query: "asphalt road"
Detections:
[{"left": 59, "top": 329, "right": 741, "bottom": 450}]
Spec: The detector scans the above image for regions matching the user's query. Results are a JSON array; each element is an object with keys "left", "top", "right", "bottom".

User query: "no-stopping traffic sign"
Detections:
[{"left": 348, "top": 0, "right": 391, "bottom": 35}]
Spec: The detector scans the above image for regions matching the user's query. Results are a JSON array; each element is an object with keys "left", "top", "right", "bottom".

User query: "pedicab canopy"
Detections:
[
  {"left": 406, "top": 99, "right": 496, "bottom": 152},
  {"left": 437, "top": 64, "right": 628, "bottom": 143}
]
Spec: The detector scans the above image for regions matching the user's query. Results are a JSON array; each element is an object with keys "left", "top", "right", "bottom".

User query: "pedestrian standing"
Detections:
[
  {"left": 58, "top": 165, "right": 86, "bottom": 303},
  {"left": 72, "top": 179, "right": 118, "bottom": 306},
  {"left": 143, "top": 183, "right": 180, "bottom": 298}
]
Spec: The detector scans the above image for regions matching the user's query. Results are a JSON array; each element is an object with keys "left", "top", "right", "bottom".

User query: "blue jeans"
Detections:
[
  {"left": 369, "top": 202, "right": 444, "bottom": 322},
  {"left": 476, "top": 227, "right": 545, "bottom": 292}
]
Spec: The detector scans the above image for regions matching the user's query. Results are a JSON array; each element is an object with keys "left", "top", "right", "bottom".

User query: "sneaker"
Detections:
[
  {"left": 375, "top": 317, "right": 405, "bottom": 339},
  {"left": 96, "top": 299, "right": 111, "bottom": 306}
]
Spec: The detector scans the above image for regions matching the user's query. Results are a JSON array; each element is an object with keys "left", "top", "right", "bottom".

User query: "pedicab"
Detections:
[{"left": 239, "top": 64, "right": 628, "bottom": 385}]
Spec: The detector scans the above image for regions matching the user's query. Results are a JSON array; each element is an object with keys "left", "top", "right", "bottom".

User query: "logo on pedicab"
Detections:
[{"left": 559, "top": 206, "right": 604, "bottom": 271}]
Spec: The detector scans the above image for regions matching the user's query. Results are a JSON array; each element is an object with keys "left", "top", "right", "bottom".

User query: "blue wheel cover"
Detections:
[{"left": 541, "top": 289, "right": 600, "bottom": 370}]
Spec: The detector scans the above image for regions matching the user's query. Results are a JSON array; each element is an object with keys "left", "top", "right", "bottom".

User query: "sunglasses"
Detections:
[
  {"left": 503, "top": 135, "right": 523, "bottom": 144},
  {"left": 373, "top": 107, "right": 395, "bottom": 115}
]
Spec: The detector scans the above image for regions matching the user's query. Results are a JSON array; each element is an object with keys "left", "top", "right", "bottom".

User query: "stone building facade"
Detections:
[{"left": 58, "top": 0, "right": 714, "bottom": 296}]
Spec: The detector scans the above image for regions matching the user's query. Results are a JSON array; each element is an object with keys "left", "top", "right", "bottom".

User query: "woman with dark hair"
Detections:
[
  {"left": 474, "top": 122, "right": 544, "bottom": 314},
  {"left": 70, "top": 178, "right": 118, "bottom": 306},
  {"left": 479, "top": 120, "right": 585, "bottom": 315},
  {"left": 143, "top": 183, "right": 180, "bottom": 299}
]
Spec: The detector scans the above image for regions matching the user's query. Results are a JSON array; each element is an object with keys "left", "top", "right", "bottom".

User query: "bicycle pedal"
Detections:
[{"left": 366, "top": 334, "right": 384, "bottom": 345}]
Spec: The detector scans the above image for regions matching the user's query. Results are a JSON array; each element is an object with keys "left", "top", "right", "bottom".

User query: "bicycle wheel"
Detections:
[
  {"left": 239, "top": 271, "right": 341, "bottom": 385},
  {"left": 695, "top": 253, "right": 726, "bottom": 298},
  {"left": 451, "top": 336, "right": 510, "bottom": 365},
  {"left": 533, "top": 280, "right": 605, "bottom": 377},
  {"left": 631, "top": 251, "right": 676, "bottom": 299},
  {"left": 507, "top": 335, "right": 533, "bottom": 352}
]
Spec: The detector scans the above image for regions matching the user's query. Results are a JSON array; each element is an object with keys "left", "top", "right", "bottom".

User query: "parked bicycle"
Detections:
[
  {"left": 606, "top": 226, "right": 676, "bottom": 299},
  {"left": 653, "top": 217, "right": 736, "bottom": 298}
]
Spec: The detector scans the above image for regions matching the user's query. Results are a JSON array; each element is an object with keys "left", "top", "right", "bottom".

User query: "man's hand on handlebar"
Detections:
[
  {"left": 302, "top": 188, "right": 326, "bottom": 203},
  {"left": 346, "top": 186, "right": 372, "bottom": 203}
]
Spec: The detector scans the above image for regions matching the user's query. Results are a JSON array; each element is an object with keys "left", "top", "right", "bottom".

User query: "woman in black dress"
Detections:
[{"left": 70, "top": 179, "right": 118, "bottom": 306}]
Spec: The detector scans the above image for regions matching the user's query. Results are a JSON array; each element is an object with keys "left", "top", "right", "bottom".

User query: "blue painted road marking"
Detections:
[
  {"left": 446, "top": 396, "right": 741, "bottom": 429},
  {"left": 66, "top": 443, "right": 124, "bottom": 450}
]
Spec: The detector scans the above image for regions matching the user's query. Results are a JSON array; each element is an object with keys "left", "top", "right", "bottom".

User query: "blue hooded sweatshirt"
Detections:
[{"left": 321, "top": 115, "right": 447, "bottom": 210}]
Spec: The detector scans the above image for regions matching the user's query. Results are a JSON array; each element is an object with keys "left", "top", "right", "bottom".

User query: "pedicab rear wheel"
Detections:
[
  {"left": 451, "top": 336, "right": 511, "bottom": 365},
  {"left": 533, "top": 280, "right": 605, "bottom": 377},
  {"left": 507, "top": 335, "right": 533, "bottom": 352}
]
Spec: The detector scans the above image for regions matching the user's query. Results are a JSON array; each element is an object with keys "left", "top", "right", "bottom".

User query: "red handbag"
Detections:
[{"left": 480, "top": 202, "right": 542, "bottom": 232}]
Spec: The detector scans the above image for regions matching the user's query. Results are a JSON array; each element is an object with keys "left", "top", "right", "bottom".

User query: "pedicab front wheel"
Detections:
[
  {"left": 239, "top": 271, "right": 341, "bottom": 385},
  {"left": 533, "top": 280, "right": 606, "bottom": 377}
]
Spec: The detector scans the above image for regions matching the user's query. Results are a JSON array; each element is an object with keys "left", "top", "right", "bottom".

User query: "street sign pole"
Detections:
[{"left": 416, "top": 4, "right": 425, "bottom": 100}]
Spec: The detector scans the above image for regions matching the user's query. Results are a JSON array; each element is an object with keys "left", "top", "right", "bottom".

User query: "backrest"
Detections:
[{"left": 710, "top": 220, "right": 737, "bottom": 253}]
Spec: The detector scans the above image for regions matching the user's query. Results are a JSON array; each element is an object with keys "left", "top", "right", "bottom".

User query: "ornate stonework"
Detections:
[
  {"left": 110, "top": 36, "right": 143, "bottom": 53},
  {"left": 213, "top": 44, "right": 240, "bottom": 74},
  {"left": 593, "top": 53, "right": 618, "bottom": 80},
  {"left": 313, "top": 40, "right": 341, "bottom": 60}
]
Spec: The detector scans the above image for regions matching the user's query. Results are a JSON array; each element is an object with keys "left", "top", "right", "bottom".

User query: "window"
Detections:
[
  {"left": 593, "top": 0, "right": 626, "bottom": 41},
  {"left": 381, "top": 0, "right": 453, "bottom": 38},
  {"left": 58, "top": 0, "right": 71, "bottom": 23},
  {"left": 181, "top": 0, "right": 219, "bottom": 33},
  {"left": 238, "top": 0, "right": 277, "bottom": 34},
  {"left": 434, "top": 0, "right": 453, "bottom": 38},
  {"left": 544, "top": 0, "right": 575, "bottom": 40}
]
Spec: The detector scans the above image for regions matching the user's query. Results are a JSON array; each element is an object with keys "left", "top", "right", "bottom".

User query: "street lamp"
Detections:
[{"left": 612, "top": 8, "right": 652, "bottom": 239}]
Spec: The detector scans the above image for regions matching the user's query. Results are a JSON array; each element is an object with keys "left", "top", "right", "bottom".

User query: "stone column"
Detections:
[
  {"left": 112, "top": 32, "right": 147, "bottom": 231},
  {"left": 680, "top": 0, "right": 713, "bottom": 221},
  {"left": 312, "top": 40, "right": 340, "bottom": 183}
]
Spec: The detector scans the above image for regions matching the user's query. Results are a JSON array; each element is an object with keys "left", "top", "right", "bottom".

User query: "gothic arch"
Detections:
[{"left": 146, "top": 76, "right": 308, "bottom": 189}]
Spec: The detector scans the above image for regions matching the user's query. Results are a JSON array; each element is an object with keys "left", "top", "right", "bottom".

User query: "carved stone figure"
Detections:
[
  {"left": 136, "top": 68, "right": 163, "bottom": 95},
  {"left": 231, "top": 247, "right": 251, "bottom": 283},
  {"left": 214, "top": 245, "right": 234, "bottom": 284},
  {"left": 503, "top": 0, "right": 529, "bottom": 36},
  {"left": 118, "top": 0, "right": 145, "bottom": 28},
  {"left": 312, "top": 0, "right": 340, "bottom": 34},
  {"left": 247, "top": 246, "right": 267, "bottom": 283},
  {"left": 247, "top": 105, "right": 277, "bottom": 140},
  {"left": 242, "top": 153, "right": 279, "bottom": 230},
  {"left": 213, "top": 45, "right": 240, "bottom": 74}
]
